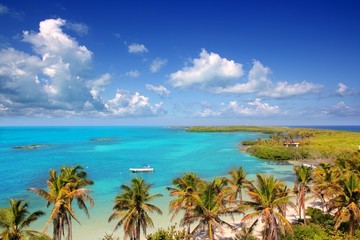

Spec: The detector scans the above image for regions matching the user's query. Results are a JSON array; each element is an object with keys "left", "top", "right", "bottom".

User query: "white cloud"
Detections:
[
  {"left": 214, "top": 60, "right": 323, "bottom": 98},
  {"left": 194, "top": 98, "right": 280, "bottom": 117},
  {"left": 259, "top": 81, "right": 323, "bottom": 98},
  {"left": 214, "top": 60, "right": 271, "bottom": 93},
  {"left": 125, "top": 70, "right": 141, "bottom": 78},
  {"left": 336, "top": 82, "right": 348, "bottom": 96},
  {"left": 88, "top": 73, "right": 111, "bottom": 99},
  {"left": 150, "top": 58, "right": 167, "bottom": 73},
  {"left": 128, "top": 43, "right": 148, "bottom": 54},
  {"left": 225, "top": 98, "right": 280, "bottom": 116},
  {"left": 0, "top": 18, "right": 164, "bottom": 118},
  {"left": 145, "top": 84, "right": 171, "bottom": 98},
  {"left": 194, "top": 108, "right": 221, "bottom": 117},
  {"left": 65, "top": 21, "right": 89, "bottom": 36},
  {"left": 169, "top": 49, "right": 243, "bottom": 88},
  {"left": 106, "top": 90, "right": 165, "bottom": 117},
  {"left": 324, "top": 101, "right": 360, "bottom": 116}
]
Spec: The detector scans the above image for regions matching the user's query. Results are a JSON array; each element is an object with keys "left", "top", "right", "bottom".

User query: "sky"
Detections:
[{"left": 0, "top": 0, "right": 359, "bottom": 126}]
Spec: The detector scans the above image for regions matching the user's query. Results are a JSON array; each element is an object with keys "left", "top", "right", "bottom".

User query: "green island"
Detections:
[
  {"left": 187, "top": 126, "right": 360, "bottom": 163},
  {"left": 12, "top": 144, "right": 52, "bottom": 150}
]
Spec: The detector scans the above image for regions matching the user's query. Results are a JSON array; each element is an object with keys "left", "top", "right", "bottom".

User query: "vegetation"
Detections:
[
  {"left": 146, "top": 225, "right": 188, "bottom": 240},
  {"left": 187, "top": 126, "right": 288, "bottom": 134},
  {"left": 108, "top": 177, "right": 163, "bottom": 240},
  {"left": 242, "top": 174, "right": 294, "bottom": 240},
  {"left": 29, "top": 165, "right": 94, "bottom": 240},
  {"left": 293, "top": 165, "right": 313, "bottom": 225},
  {"left": 0, "top": 199, "right": 49, "bottom": 240},
  {"left": 188, "top": 125, "right": 360, "bottom": 161}
]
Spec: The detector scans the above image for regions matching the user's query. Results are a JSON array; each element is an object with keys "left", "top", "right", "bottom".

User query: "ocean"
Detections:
[{"left": 0, "top": 126, "right": 358, "bottom": 239}]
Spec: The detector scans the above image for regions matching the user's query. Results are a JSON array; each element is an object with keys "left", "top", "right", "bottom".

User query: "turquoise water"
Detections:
[{"left": 0, "top": 127, "right": 296, "bottom": 239}]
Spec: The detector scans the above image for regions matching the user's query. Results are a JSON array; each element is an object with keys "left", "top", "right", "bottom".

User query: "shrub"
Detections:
[{"left": 146, "top": 225, "right": 188, "bottom": 240}]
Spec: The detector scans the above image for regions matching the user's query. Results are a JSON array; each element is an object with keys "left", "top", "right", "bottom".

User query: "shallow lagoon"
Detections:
[{"left": 0, "top": 126, "right": 296, "bottom": 239}]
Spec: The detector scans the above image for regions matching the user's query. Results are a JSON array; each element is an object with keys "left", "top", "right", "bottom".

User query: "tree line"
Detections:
[{"left": 0, "top": 152, "right": 359, "bottom": 240}]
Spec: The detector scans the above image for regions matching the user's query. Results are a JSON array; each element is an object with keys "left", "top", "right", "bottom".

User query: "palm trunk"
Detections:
[
  {"left": 349, "top": 213, "right": 354, "bottom": 237},
  {"left": 208, "top": 221, "right": 214, "bottom": 240},
  {"left": 136, "top": 220, "right": 141, "bottom": 240},
  {"left": 67, "top": 217, "right": 72, "bottom": 240}
]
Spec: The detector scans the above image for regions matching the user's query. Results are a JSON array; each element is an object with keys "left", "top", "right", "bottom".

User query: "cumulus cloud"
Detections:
[
  {"left": 88, "top": 73, "right": 111, "bottom": 99},
  {"left": 105, "top": 90, "right": 165, "bottom": 117},
  {"left": 145, "top": 84, "right": 171, "bottom": 98},
  {"left": 169, "top": 49, "right": 243, "bottom": 88},
  {"left": 336, "top": 82, "right": 348, "bottom": 96},
  {"left": 214, "top": 60, "right": 272, "bottom": 94},
  {"left": 150, "top": 57, "right": 167, "bottom": 73},
  {"left": 214, "top": 60, "right": 323, "bottom": 98},
  {"left": 125, "top": 70, "right": 141, "bottom": 78},
  {"left": 0, "top": 18, "right": 164, "bottom": 118},
  {"left": 128, "top": 43, "right": 148, "bottom": 54}
]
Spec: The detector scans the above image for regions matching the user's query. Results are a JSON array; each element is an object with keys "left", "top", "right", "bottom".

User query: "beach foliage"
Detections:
[
  {"left": 188, "top": 126, "right": 360, "bottom": 161},
  {"left": 0, "top": 198, "right": 49, "bottom": 240},
  {"left": 145, "top": 225, "right": 188, "bottom": 240},
  {"left": 242, "top": 174, "right": 294, "bottom": 240},
  {"left": 29, "top": 165, "right": 94, "bottom": 240},
  {"left": 109, "top": 177, "right": 163, "bottom": 240}
]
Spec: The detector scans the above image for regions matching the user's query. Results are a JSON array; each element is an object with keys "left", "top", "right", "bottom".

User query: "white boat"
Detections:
[{"left": 129, "top": 165, "right": 154, "bottom": 173}]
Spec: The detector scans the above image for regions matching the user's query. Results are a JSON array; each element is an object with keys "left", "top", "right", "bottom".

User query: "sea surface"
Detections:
[{"left": 0, "top": 126, "right": 358, "bottom": 239}]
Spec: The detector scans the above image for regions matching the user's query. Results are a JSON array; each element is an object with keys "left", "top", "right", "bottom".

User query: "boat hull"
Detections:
[{"left": 129, "top": 168, "right": 154, "bottom": 173}]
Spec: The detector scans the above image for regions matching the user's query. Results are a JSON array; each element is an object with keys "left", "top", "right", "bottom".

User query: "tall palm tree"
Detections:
[
  {"left": 108, "top": 177, "right": 163, "bottom": 240},
  {"left": 60, "top": 166, "right": 94, "bottom": 240},
  {"left": 328, "top": 173, "right": 360, "bottom": 237},
  {"left": 187, "top": 177, "right": 241, "bottom": 240},
  {"left": 242, "top": 174, "right": 294, "bottom": 240},
  {"left": 29, "top": 166, "right": 94, "bottom": 240},
  {"left": 226, "top": 166, "right": 249, "bottom": 202},
  {"left": 166, "top": 172, "right": 204, "bottom": 235},
  {"left": 293, "top": 165, "right": 312, "bottom": 225},
  {"left": 312, "top": 163, "right": 340, "bottom": 212},
  {"left": 0, "top": 198, "right": 49, "bottom": 240}
]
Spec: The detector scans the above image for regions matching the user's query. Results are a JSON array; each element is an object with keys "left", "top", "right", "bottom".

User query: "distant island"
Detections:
[
  {"left": 12, "top": 144, "right": 52, "bottom": 150},
  {"left": 187, "top": 126, "right": 360, "bottom": 164}
]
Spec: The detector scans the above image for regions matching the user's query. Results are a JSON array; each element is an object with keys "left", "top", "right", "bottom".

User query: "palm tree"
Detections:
[
  {"left": 187, "top": 177, "right": 241, "bottom": 240},
  {"left": 166, "top": 172, "right": 204, "bottom": 235},
  {"left": 293, "top": 165, "right": 312, "bottom": 225},
  {"left": 312, "top": 163, "right": 340, "bottom": 212},
  {"left": 0, "top": 198, "right": 50, "bottom": 240},
  {"left": 29, "top": 166, "right": 94, "bottom": 240},
  {"left": 108, "top": 177, "right": 163, "bottom": 240},
  {"left": 242, "top": 174, "right": 294, "bottom": 240},
  {"left": 226, "top": 166, "right": 249, "bottom": 202},
  {"left": 60, "top": 166, "right": 94, "bottom": 240},
  {"left": 328, "top": 173, "right": 360, "bottom": 237}
]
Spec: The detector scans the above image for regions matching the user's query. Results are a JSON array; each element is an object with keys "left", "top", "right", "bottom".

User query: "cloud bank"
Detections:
[
  {"left": 170, "top": 51, "right": 323, "bottom": 98},
  {"left": 0, "top": 18, "right": 164, "bottom": 118}
]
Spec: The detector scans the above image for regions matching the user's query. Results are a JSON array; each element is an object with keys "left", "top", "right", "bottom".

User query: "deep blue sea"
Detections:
[{"left": 0, "top": 126, "right": 358, "bottom": 239}]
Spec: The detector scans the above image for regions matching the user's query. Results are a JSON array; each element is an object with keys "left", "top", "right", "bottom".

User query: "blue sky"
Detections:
[{"left": 0, "top": 0, "right": 359, "bottom": 126}]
